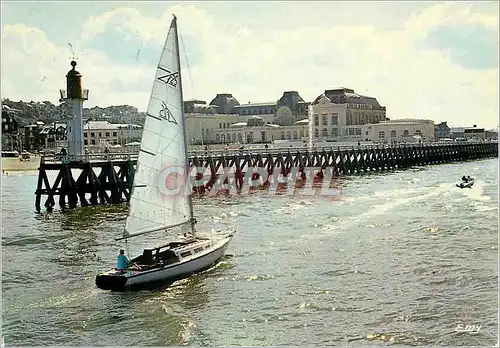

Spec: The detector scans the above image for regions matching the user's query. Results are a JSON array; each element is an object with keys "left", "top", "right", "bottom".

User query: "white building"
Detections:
[
  {"left": 184, "top": 113, "right": 308, "bottom": 145},
  {"left": 83, "top": 121, "right": 142, "bottom": 147},
  {"left": 212, "top": 117, "right": 309, "bottom": 144},
  {"left": 363, "top": 119, "right": 435, "bottom": 143},
  {"left": 309, "top": 88, "right": 387, "bottom": 142}
]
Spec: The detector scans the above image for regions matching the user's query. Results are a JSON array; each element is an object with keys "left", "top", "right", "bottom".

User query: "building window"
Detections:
[
  {"left": 286, "top": 131, "right": 291, "bottom": 140},
  {"left": 314, "top": 128, "right": 319, "bottom": 137},
  {"left": 281, "top": 131, "right": 285, "bottom": 140},
  {"left": 219, "top": 123, "right": 222, "bottom": 129},
  {"left": 379, "top": 131, "right": 385, "bottom": 139},
  {"left": 106, "top": 132, "right": 110, "bottom": 137},
  {"left": 216, "top": 134, "right": 220, "bottom": 142},
  {"left": 238, "top": 133, "right": 243, "bottom": 142},
  {"left": 331, "top": 115, "right": 338, "bottom": 125},
  {"left": 84, "top": 133, "right": 87, "bottom": 137},
  {"left": 343, "top": 128, "right": 348, "bottom": 136},
  {"left": 232, "top": 133, "right": 236, "bottom": 142},
  {"left": 355, "top": 128, "right": 361, "bottom": 135},
  {"left": 113, "top": 132, "right": 117, "bottom": 137},
  {"left": 84, "top": 139, "right": 88, "bottom": 145},
  {"left": 98, "top": 132, "right": 102, "bottom": 137},
  {"left": 349, "top": 128, "right": 355, "bottom": 136},
  {"left": 226, "top": 133, "right": 231, "bottom": 143},
  {"left": 391, "top": 130, "right": 397, "bottom": 138},
  {"left": 91, "top": 139, "right": 95, "bottom": 145},
  {"left": 322, "top": 128, "right": 328, "bottom": 136},
  {"left": 415, "top": 129, "right": 422, "bottom": 136},
  {"left": 221, "top": 134, "right": 225, "bottom": 143},
  {"left": 403, "top": 129, "right": 409, "bottom": 137},
  {"left": 332, "top": 128, "right": 338, "bottom": 137},
  {"left": 293, "top": 131, "right": 298, "bottom": 140},
  {"left": 299, "top": 130, "right": 304, "bottom": 137},
  {"left": 322, "top": 114, "right": 328, "bottom": 125},
  {"left": 314, "top": 115, "right": 319, "bottom": 126}
]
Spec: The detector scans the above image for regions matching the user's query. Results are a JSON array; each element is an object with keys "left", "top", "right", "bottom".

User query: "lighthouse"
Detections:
[{"left": 59, "top": 61, "right": 88, "bottom": 161}]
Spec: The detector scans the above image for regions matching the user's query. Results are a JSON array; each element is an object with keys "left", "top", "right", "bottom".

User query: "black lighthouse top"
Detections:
[{"left": 66, "top": 61, "right": 83, "bottom": 99}]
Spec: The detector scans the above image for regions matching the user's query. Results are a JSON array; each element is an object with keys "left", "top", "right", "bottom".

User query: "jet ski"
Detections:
[{"left": 456, "top": 176, "right": 474, "bottom": 188}]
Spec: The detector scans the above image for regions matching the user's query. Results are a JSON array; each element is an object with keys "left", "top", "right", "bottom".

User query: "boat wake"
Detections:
[
  {"left": 3, "top": 287, "right": 100, "bottom": 315},
  {"left": 319, "top": 183, "right": 452, "bottom": 233},
  {"left": 459, "top": 180, "right": 491, "bottom": 202}
]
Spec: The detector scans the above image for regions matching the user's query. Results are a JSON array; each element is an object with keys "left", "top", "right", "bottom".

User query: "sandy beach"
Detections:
[{"left": 1, "top": 156, "right": 40, "bottom": 173}]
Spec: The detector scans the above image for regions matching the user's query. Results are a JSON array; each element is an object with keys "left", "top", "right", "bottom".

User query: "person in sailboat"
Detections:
[
  {"left": 116, "top": 249, "right": 130, "bottom": 270},
  {"left": 462, "top": 175, "right": 467, "bottom": 182}
]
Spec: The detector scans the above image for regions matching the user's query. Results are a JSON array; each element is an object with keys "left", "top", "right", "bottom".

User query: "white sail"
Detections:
[{"left": 122, "top": 16, "right": 192, "bottom": 240}]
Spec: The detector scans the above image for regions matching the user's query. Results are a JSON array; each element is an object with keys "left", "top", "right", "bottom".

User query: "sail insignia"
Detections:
[
  {"left": 158, "top": 101, "right": 178, "bottom": 125},
  {"left": 157, "top": 67, "right": 179, "bottom": 88}
]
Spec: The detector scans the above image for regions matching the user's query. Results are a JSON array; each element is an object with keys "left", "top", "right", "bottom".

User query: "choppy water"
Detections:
[{"left": 2, "top": 159, "right": 498, "bottom": 346}]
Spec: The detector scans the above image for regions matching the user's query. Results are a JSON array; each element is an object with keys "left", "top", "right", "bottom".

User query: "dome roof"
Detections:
[
  {"left": 67, "top": 61, "right": 81, "bottom": 77},
  {"left": 278, "top": 91, "right": 304, "bottom": 106},
  {"left": 209, "top": 93, "right": 240, "bottom": 113}
]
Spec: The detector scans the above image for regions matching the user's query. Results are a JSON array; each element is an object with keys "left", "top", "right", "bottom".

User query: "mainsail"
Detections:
[{"left": 121, "top": 16, "right": 193, "bottom": 240}]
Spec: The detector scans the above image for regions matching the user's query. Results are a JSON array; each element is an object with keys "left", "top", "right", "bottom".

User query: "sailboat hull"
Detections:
[{"left": 96, "top": 233, "right": 233, "bottom": 291}]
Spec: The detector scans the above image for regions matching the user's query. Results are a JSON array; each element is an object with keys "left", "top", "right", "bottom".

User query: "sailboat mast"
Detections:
[{"left": 172, "top": 15, "right": 196, "bottom": 235}]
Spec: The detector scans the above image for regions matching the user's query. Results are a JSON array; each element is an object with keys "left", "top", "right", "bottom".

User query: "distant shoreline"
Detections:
[{"left": 1, "top": 156, "right": 40, "bottom": 172}]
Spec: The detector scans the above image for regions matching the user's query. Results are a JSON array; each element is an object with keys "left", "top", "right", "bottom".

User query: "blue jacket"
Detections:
[{"left": 117, "top": 254, "right": 129, "bottom": 269}]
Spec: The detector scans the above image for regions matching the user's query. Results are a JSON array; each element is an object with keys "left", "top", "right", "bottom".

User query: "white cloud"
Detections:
[
  {"left": 1, "top": 3, "right": 498, "bottom": 128},
  {"left": 405, "top": 2, "right": 498, "bottom": 40},
  {"left": 2, "top": 22, "right": 152, "bottom": 107}
]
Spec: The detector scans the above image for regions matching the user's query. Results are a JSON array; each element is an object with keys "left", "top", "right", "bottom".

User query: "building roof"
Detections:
[
  {"left": 231, "top": 122, "right": 248, "bottom": 127},
  {"left": 380, "top": 118, "right": 433, "bottom": 124},
  {"left": 295, "top": 119, "right": 309, "bottom": 124},
  {"left": 234, "top": 102, "right": 276, "bottom": 108},
  {"left": 312, "top": 88, "right": 385, "bottom": 109},
  {"left": 209, "top": 93, "right": 240, "bottom": 110},
  {"left": 277, "top": 91, "right": 305, "bottom": 107},
  {"left": 84, "top": 121, "right": 126, "bottom": 130},
  {"left": 450, "top": 127, "right": 465, "bottom": 133}
]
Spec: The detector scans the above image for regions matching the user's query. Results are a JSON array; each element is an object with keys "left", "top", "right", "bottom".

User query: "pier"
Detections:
[{"left": 34, "top": 141, "right": 498, "bottom": 211}]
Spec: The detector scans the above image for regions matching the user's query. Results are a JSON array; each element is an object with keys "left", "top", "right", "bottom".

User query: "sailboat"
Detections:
[{"left": 95, "top": 15, "right": 235, "bottom": 291}]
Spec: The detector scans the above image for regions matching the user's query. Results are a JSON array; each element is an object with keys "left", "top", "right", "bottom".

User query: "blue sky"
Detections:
[{"left": 1, "top": 1, "right": 499, "bottom": 128}]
